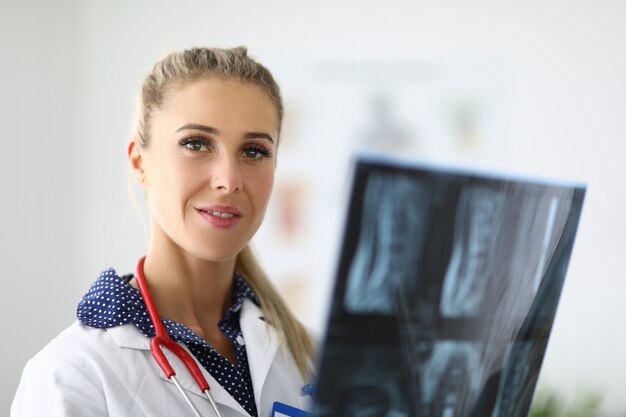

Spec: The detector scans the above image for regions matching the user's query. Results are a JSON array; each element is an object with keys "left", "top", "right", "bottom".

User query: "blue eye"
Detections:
[
  {"left": 180, "top": 137, "right": 209, "bottom": 152},
  {"left": 242, "top": 145, "right": 272, "bottom": 159}
]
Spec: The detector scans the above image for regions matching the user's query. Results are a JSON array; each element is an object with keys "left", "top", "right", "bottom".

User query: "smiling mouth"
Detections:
[
  {"left": 196, "top": 206, "right": 243, "bottom": 219},
  {"left": 196, "top": 207, "right": 242, "bottom": 229},
  {"left": 203, "top": 209, "right": 235, "bottom": 218}
]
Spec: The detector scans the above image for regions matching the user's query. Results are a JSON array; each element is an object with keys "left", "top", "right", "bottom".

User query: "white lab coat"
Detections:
[{"left": 12, "top": 299, "right": 312, "bottom": 417}]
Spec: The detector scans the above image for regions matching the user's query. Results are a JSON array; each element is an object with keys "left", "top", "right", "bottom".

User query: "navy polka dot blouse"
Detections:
[{"left": 77, "top": 268, "right": 260, "bottom": 417}]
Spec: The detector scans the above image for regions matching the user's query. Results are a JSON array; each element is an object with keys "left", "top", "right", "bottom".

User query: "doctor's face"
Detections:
[{"left": 133, "top": 77, "right": 278, "bottom": 262}]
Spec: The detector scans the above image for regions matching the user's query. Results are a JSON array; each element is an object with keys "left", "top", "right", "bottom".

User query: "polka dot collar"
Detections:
[{"left": 77, "top": 267, "right": 260, "bottom": 417}]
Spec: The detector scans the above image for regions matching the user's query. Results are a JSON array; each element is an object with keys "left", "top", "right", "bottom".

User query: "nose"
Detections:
[{"left": 211, "top": 155, "right": 243, "bottom": 193}]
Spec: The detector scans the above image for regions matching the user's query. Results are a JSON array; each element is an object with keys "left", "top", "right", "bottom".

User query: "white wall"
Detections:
[
  {"left": 0, "top": 0, "right": 82, "bottom": 413},
  {"left": 2, "top": 0, "right": 625, "bottom": 414}
]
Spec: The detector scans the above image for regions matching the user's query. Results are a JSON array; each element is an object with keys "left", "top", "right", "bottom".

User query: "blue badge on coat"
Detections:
[{"left": 272, "top": 401, "right": 308, "bottom": 417}]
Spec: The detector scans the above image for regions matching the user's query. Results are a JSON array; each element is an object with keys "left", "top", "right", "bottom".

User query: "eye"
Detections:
[
  {"left": 179, "top": 137, "right": 210, "bottom": 152},
  {"left": 242, "top": 144, "right": 273, "bottom": 159}
]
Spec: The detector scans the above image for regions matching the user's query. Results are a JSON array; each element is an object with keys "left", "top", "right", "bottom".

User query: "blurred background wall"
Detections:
[{"left": 1, "top": 0, "right": 625, "bottom": 414}]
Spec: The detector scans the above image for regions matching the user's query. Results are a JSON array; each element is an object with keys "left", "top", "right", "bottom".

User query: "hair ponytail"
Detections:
[{"left": 236, "top": 245, "right": 314, "bottom": 378}]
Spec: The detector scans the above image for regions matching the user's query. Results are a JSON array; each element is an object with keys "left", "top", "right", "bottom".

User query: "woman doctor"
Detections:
[{"left": 12, "top": 47, "right": 315, "bottom": 417}]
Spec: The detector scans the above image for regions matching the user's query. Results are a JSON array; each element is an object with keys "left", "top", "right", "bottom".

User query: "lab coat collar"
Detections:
[
  {"left": 240, "top": 298, "right": 279, "bottom": 410},
  {"left": 107, "top": 324, "right": 249, "bottom": 415},
  {"left": 106, "top": 298, "right": 278, "bottom": 416},
  {"left": 106, "top": 324, "right": 150, "bottom": 350}
]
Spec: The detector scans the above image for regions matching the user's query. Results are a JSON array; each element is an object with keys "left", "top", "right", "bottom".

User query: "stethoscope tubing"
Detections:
[
  {"left": 135, "top": 256, "right": 224, "bottom": 417},
  {"left": 171, "top": 375, "right": 203, "bottom": 417}
]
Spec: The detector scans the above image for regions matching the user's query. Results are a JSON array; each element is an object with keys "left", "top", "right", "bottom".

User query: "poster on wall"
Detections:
[{"left": 310, "top": 155, "right": 586, "bottom": 417}]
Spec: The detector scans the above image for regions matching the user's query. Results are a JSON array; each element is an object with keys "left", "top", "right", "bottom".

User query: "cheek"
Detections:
[
  {"left": 248, "top": 167, "right": 275, "bottom": 209},
  {"left": 147, "top": 161, "right": 198, "bottom": 215}
]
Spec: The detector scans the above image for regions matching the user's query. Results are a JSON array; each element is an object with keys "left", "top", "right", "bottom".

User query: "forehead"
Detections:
[{"left": 157, "top": 77, "right": 279, "bottom": 133}]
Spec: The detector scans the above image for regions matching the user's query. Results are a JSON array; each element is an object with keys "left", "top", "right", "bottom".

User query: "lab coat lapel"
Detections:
[
  {"left": 240, "top": 299, "right": 279, "bottom": 405},
  {"left": 156, "top": 345, "right": 248, "bottom": 415},
  {"left": 107, "top": 324, "right": 249, "bottom": 415}
]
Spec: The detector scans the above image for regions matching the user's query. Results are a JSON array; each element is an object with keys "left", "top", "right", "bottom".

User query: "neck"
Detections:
[{"left": 140, "top": 239, "right": 237, "bottom": 331}]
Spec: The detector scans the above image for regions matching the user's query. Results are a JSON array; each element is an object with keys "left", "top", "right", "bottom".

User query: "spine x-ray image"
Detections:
[{"left": 311, "top": 158, "right": 585, "bottom": 417}]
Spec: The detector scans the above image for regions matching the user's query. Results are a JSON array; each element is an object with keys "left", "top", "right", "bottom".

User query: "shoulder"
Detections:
[
  {"left": 24, "top": 321, "right": 104, "bottom": 369},
  {"left": 11, "top": 321, "right": 144, "bottom": 417},
  {"left": 12, "top": 322, "right": 110, "bottom": 416},
  {"left": 29, "top": 321, "right": 121, "bottom": 366},
  {"left": 20, "top": 320, "right": 148, "bottom": 376}
]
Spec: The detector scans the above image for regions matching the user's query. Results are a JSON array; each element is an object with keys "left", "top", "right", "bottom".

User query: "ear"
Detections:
[{"left": 127, "top": 139, "right": 146, "bottom": 187}]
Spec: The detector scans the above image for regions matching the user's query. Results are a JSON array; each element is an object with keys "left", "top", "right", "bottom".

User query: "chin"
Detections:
[{"left": 186, "top": 244, "right": 245, "bottom": 264}]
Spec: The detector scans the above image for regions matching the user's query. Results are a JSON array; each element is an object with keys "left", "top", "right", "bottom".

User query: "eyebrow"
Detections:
[
  {"left": 244, "top": 131, "right": 275, "bottom": 143},
  {"left": 176, "top": 123, "right": 219, "bottom": 135},
  {"left": 176, "top": 123, "right": 275, "bottom": 144}
]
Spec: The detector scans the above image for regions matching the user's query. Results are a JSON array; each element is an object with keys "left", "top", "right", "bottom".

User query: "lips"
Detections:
[
  {"left": 203, "top": 209, "right": 236, "bottom": 219},
  {"left": 195, "top": 205, "right": 242, "bottom": 229}
]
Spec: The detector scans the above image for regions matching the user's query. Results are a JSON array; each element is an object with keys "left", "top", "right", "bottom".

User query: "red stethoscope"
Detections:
[{"left": 135, "top": 256, "right": 224, "bottom": 417}]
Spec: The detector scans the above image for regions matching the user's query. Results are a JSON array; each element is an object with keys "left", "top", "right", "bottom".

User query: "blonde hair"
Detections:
[
  {"left": 133, "top": 47, "right": 313, "bottom": 377},
  {"left": 236, "top": 246, "right": 315, "bottom": 378}
]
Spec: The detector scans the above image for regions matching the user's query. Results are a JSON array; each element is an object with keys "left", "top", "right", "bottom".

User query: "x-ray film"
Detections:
[{"left": 311, "top": 155, "right": 586, "bottom": 417}]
